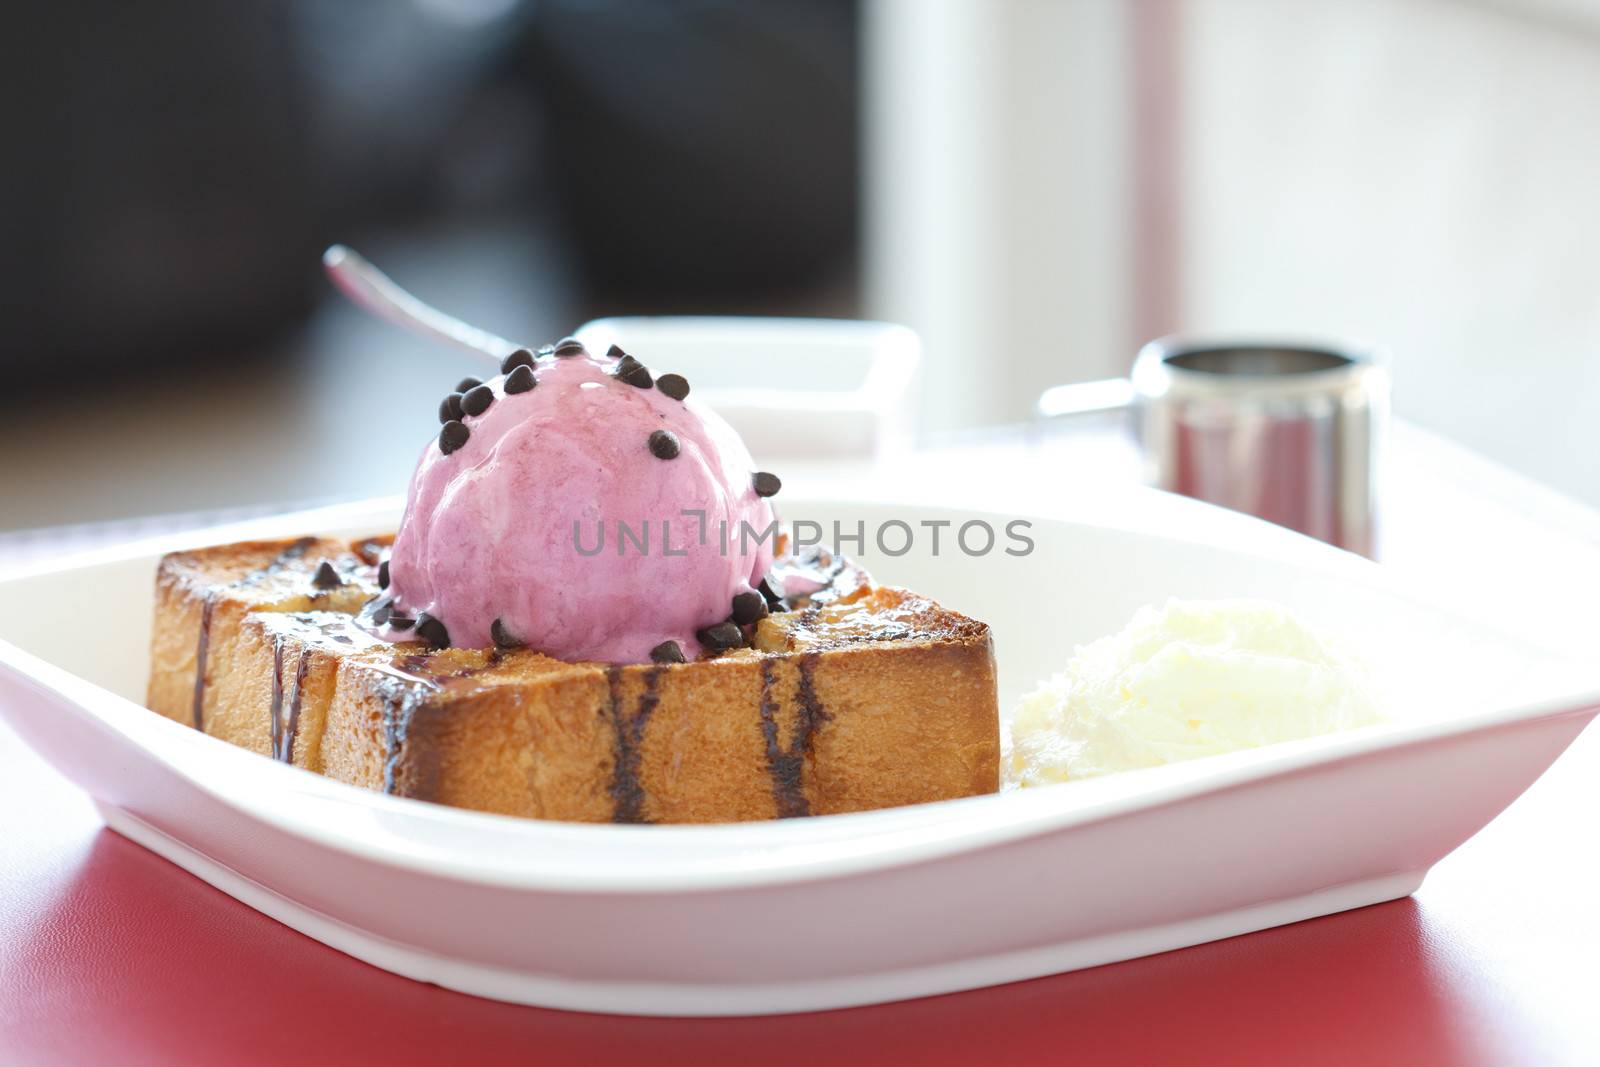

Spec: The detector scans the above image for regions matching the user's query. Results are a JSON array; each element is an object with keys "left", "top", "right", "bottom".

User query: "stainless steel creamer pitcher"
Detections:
[{"left": 1038, "top": 336, "right": 1389, "bottom": 557}]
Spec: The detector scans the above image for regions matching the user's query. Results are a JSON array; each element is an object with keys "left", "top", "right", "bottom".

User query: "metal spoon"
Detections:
[{"left": 322, "top": 244, "right": 520, "bottom": 365}]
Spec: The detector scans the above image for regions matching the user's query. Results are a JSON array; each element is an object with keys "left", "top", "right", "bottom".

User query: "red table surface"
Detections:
[{"left": 2, "top": 717, "right": 1597, "bottom": 1066}]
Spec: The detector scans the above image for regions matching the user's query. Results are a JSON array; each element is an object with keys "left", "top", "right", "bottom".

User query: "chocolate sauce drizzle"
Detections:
[
  {"left": 267, "top": 635, "right": 314, "bottom": 763},
  {"left": 757, "top": 652, "right": 830, "bottom": 818},
  {"left": 768, "top": 546, "right": 861, "bottom": 610},
  {"left": 284, "top": 647, "right": 310, "bottom": 762},
  {"left": 375, "top": 650, "right": 506, "bottom": 794},
  {"left": 377, "top": 669, "right": 438, "bottom": 795},
  {"left": 241, "top": 537, "right": 318, "bottom": 587},
  {"left": 190, "top": 595, "right": 217, "bottom": 730},
  {"left": 189, "top": 537, "right": 317, "bottom": 732},
  {"left": 269, "top": 637, "right": 285, "bottom": 755},
  {"left": 352, "top": 538, "right": 388, "bottom": 565},
  {"left": 606, "top": 666, "right": 662, "bottom": 824}
]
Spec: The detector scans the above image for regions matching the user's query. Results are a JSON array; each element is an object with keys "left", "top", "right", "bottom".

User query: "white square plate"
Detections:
[{"left": 1, "top": 488, "right": 1596, "bottom": 1016}]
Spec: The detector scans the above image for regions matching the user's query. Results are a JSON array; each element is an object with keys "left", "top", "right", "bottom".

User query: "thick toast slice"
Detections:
[
  {"left": 147, "top": 536, "right": 999, "bottom": 823},
  {"left": 147, "top": 536, "right": 385, "bottom": 753}
]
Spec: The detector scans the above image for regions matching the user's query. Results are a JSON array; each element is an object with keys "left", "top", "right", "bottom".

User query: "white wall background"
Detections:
[
  {"left": 1178, "top": 0, "right": 1600, "bottom": 504},
  {"left": 866, "top": 0, "right": 1600, "bottom": 505},
  {"left": 863, "top": 0, "right": 1135, "bottom": 434}
]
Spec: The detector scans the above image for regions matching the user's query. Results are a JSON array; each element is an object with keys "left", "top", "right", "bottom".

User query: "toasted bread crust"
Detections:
[
  {"left": 146, "top": 538, "right": 383, "bottom": 736},
  {"left": 147, "top": 535, "right": 999, "bottom": 822}
]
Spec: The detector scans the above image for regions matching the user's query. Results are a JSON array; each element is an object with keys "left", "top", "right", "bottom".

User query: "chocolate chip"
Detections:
[
  {"left": 462, "top": 383, "right": 494, "bottom": 416},
  {"left": 490, "top": 617, "right": 525, "bottom": 649},
  {"left": 372, "top": 602, "right": 392, "bottom": 626},
  {"left": 440, "top": 393, "right": 464, "bottom": 423},
  {"left": 731, "top": 590, "right": 769, "bottom": 625},
  {"left": 757, "top": 575, "right": 787, "bottom": 611},
  {"left": 378, "top": 560, "right": 390, "bottom": 589},
  {"left": 456, "top": 376, "right": 482, "bottom": 393},
  {"left": 606, "top": 344, "right": 627, "bottom": 360},
  {"left": 650, "top": 640, "right": 687, "bottom": 664},
  {"left": 696, "top": 621, "right": 745, "bottom": 651},
  {"left": 415, "top": 614, "right": 450, "bottom": 648},
  {"left": 311, "top": 560, "right": 342, "bottom": 590},
  {"left": 439, "top": 420, "right": 469, "bottom": 455},
  {"left": 388, "top": 615, "right": 415, "bottom": 632},
  {"left": 648, "top": 429, "right": 680, "bottom": 459},
  {"left": 500, "top": 348, "right": 535, "bottom": 374},
  {"left": 613, "top": 353, "right": 653, "bottom": 389},
  {"left": 504, "top": 364, "right": 536, "bottom": 394},
  {"left": 752, "top": 471, "right": 781, "bottom": 497},
  {"left": 553, "top": 337, "right": 585, "bottom": 357},
  {"left": 656, "top": 373, "right": 690, "bottom": 401}
]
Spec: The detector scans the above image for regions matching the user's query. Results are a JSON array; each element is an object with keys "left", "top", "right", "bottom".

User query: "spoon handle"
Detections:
[{"left": 322, "top": 245, "right": 515, "bottom": 364}]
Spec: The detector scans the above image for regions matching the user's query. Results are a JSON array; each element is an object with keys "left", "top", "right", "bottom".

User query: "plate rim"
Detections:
[{"left": 3, "top": 488, "right": 1599, "bottom": 895}]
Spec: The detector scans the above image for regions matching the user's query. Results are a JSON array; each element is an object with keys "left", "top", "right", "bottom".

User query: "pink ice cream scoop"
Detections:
[{"left": 372, "top": 342, "right": 779, "bottom": 664}]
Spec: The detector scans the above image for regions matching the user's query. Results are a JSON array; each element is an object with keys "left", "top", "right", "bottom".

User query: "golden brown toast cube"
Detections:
[
  {"left": 214, "top": 611, "right": 396, "bottom": 771},
  {"left": 146, "top": 535, "right": 999, "bottom": 823},
  {"left": 146, "top": 536, "right": 383, "bottom": 735}
]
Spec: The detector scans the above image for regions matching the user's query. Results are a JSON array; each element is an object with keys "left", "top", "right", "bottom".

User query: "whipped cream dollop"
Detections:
[
  {"left": 1005, "top": 599, "right": 1384, "bottom": 787},
  {"left": 374, "top": 343, "right": 778, "bottom": 663}
]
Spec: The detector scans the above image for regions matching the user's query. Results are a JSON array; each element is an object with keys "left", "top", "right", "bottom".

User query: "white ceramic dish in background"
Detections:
[
  {"left": 1, "top": 489, "right": 1597, "bottom": 1017},
  {"left": 575, "top": 317, "right": 919, "bottom": 460}
]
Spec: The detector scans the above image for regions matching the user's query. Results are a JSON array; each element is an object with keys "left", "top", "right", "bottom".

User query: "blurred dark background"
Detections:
[
  {"left": 1, "top": 1, "right": 858, "bottom": 531},
  {"left": 6, "top": 0, "right": 858, "bottom": 384}
]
